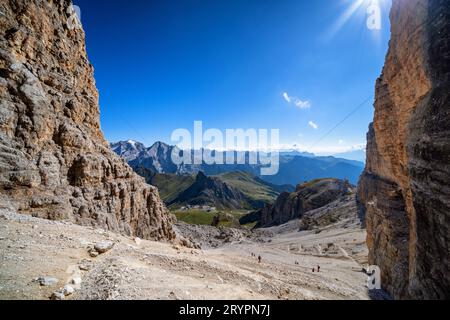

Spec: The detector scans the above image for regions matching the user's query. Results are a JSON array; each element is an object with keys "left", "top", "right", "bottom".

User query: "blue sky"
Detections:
[{"left": 75, "top": 0, "right": 392, "bottom": 154}]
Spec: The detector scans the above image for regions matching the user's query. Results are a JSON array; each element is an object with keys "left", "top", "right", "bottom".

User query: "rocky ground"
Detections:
[{"left": 0, "top": 201, "right": 384, "bottom": 300}]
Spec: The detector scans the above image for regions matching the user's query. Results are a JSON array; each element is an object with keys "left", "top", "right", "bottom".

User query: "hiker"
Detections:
[
  {"left": 312, "top": 268, "right": 315, "bottom": 272},
  {"left": 317, "top": 265, "right": 321, "bottom": 272},
  {"left": 258, "top": 255, "right": 262, "bottom": 264}
]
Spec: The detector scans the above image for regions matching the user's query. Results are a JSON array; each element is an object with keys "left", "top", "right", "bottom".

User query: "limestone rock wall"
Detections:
[
  {"left": 358, "top": 0, "right": 450, "bottom": 299},
  {"left": 0, "top": 0, "right": 175, "bottom": 241},
  {"left": 256, "top": 179, "right": 353, "bottom": 228}
]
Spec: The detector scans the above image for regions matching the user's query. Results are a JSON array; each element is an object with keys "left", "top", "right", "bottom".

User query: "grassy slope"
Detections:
[
  {"left": 174, "top": 209, "right": 250, "bottom": 228},
  {"left": 215, "top": 171, "right": 282, "bottom": 203},
  {"left": 149, "top": 173, "right": 195, "bottom": 203},
  {"left": 174, "top": 210, "right": 215, "bottom": 225}
]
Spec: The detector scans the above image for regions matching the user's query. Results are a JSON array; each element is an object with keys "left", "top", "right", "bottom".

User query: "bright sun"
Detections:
[{"left": 327, "top": 0, "right": 388, "bottom": 38}]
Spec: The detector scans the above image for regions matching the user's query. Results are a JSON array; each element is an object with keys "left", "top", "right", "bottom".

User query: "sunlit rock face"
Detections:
[
  {"left": 358, "top": 0, "right": 450, "bottom": 299},
  {"left": 0, "top": 0, "right": 175, "bottom": 241}
]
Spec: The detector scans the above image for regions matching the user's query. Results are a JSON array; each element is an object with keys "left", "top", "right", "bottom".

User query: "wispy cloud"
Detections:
[
  {"left": 308, "top": 121, "right": 319, "bottom": 130},
  {"left": 294, "top": 99, "right": 311, "bottom": 109},
  {"left": 283, "top": 92, "right": 311, "bottom": 109}
]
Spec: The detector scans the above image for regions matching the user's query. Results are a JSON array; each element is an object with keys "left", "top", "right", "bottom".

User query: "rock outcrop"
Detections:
[
  {"left": 0, "top": 0, "right": 175, "bottom": 241},
  {"left": 358, "top": 0, "right": 450, "bottom": 299},
  {"left": 243, "top": 179, "right": 354, "bottom": 228},
  {"left": 169, "top": 171, "right": 248, "bottom": 210}
]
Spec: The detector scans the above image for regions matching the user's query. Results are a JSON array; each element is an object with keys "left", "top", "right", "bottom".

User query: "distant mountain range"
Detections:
[
  {"left": 111, "top": 140, "right": 365, "bottom": 185},
  {"left": 332, "top": 149, "right": 366, "bottom": 163}
]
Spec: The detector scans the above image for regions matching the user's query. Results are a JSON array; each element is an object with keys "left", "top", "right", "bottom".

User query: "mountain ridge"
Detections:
[
  {"left": 168, "top": 171, "right": 249, "bottom": 210},
  {"left": 134, "top": 168, "right": 293, "bottom": 210},
  {"left": 111, "top": 140, "right": 365, "bottom": 185}
]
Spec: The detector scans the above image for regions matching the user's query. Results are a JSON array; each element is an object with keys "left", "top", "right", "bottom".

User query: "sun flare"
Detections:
[{"left": 327, "top": 0, "right": 389, "bottom": 39}]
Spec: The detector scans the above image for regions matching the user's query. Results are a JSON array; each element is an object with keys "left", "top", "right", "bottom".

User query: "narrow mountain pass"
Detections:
[{"left": 0, "top": 204, "right": 372, "bottom": 300}]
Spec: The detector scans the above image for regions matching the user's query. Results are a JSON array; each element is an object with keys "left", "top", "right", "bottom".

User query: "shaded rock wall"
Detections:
[
  {"left": 358, "top": 0, "right": 450, "bottom": 299},
  {"left": 0, "top": 0, "right": 175, "bottom": 241},
  {"left": 252, "top": 179, "right": 353, "bottom": 228}
]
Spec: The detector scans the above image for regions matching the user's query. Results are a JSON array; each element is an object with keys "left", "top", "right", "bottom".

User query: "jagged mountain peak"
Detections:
[
  {"left": 111, "top": 140, "right": 146, "bottom": 150},
  {"left": 168, "top": 171, "right": 247, "bottom": 210},
  {"left": 110, "top": 140, "right": 147, "bottom": 163},
  {"left": 147, "top": 141, "right": 175, "bottom": 157},
  {"left": 195, "top": 171, "right": 208, "bottom": 183},
  {"left": 149, "top": 141, "right": 171, "bottom": 149}
]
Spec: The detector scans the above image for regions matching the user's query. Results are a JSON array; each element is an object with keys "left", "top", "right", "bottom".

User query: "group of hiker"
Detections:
[
  {"left": 251, "top": 252, "right": 262, "bottom": 263},
  {"left": 251, "top": 253, "right": 321, "bottom": 273}
]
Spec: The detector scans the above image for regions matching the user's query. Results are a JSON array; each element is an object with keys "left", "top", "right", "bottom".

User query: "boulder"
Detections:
[
  {"left": 94, "top": 241, "right": 115, "bottom": 254},
  {"left": 37, "top": 276, "right": 58, "bottom": 287}
]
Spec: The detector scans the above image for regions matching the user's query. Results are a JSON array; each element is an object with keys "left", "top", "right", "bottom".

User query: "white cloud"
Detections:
[
  {"left": 338, "top": 139, "right": 345, "bottom": 145},
  {"left": 282, "top": 92, "right": 291, "bottom": 103},
  {"left": 294, "top": 98, "right": 311, "bottom": 109},
  {"left": 308, "top": 121, "right": 319, "bottom": 130},
  {"left": 283, "top": 92, "right": 311, "bottom": 109},
  {"left": 350, "top": 143, "right": 367, "bottom": 151}
]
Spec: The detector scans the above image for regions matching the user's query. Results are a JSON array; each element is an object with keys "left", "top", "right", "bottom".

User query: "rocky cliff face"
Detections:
[
  {"left": 358, "top": 0, "right": 450, "bottom": 299},
  {"left": 0, "top": 0, "right": 175, "bottom": 241},
  {"left": 246, "top": 179, "right": 353, "bottom": 228}
]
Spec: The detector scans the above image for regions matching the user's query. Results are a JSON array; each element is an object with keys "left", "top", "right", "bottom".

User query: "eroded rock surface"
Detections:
[
  {"left": 0, "top": 0, "right": 175, "bottom": 241},
  {"left": 244, "top": 179, "right": 354, "bottom": 228},
  {"left": 358, "top": 0, "right": 450, "bottom": 299}
]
